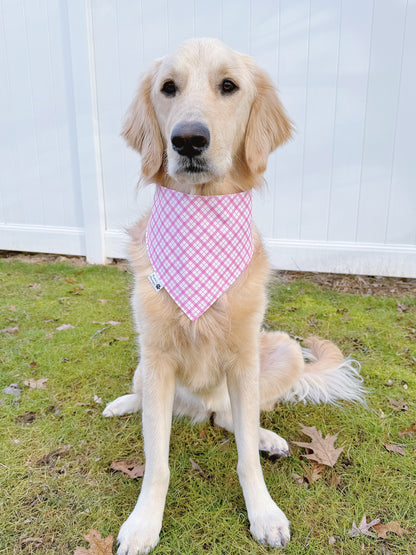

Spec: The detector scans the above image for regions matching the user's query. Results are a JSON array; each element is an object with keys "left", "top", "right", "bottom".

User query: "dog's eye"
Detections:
[
  {"left": 161, "top": 80, "right": 177, "bottom": 96},
  {"left": 221, "top": 79, "right": 238, "bottom": 94}
]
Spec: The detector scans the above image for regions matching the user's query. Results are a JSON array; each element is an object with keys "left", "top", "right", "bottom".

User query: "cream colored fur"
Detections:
[{"left": 103, "top": 38, "right": 364, "bottom": 555}]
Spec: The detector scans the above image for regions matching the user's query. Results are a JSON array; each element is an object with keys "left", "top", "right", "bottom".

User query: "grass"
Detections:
[{"left": 0, "top": 257, "right": 415, "bottom": 554}]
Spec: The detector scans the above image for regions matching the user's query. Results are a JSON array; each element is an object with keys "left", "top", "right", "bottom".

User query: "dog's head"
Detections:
[{"left": 123, "top": 38, "right": 292, "bottom": 192}]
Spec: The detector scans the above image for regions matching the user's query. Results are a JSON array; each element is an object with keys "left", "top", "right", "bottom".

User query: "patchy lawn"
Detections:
[{"left": 0, "top": 256, "right": 415, "bottom": 554}]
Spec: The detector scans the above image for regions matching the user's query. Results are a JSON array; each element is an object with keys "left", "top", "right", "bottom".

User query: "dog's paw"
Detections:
[
  {"left": 250, "top": 504, "right": 290, "bottom": 548},
  {"left": 259, "top": 428, "right": 290, "bottom": 457},
  {"left": 102, "top": 394, "right": 141, "bottom": 417},
  {"left": 117, "top": 512, "right": 160, "bottom": 555}
]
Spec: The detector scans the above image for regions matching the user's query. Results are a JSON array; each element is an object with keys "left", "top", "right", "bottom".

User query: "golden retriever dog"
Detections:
[{"left": 103, "top": 38, "right": 364, "bottom": 554}]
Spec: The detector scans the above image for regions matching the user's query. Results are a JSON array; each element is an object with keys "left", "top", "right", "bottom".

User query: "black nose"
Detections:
[{"left": 171, "top": 122, "right": 210, "bottom": 158}]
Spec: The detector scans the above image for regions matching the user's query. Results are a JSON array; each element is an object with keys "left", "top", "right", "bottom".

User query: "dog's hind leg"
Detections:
[
  {"left": 214, "top": 411, "right": 289, "bottom": 457},
  {"left": 102, "top": 363, "right": 143, "bottom": 417},
  {"left": 258, "top": 331, "right": 304, "bottom": 411},
  {"left": 102, "top": 394, "right": 141, "bottom": 417}
]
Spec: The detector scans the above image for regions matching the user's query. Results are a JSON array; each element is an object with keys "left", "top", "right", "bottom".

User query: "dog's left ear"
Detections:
[
  {"left": 245, "top": 68, "right": 293, "bottom": 175},
  {"left": 122, "top": 61, "right": 164, "bottom": 180}
]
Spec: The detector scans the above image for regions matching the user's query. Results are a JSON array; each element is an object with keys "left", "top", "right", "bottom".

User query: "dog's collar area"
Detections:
[{"left": 146, "top": 184, "right": 254, "bottom": 320}]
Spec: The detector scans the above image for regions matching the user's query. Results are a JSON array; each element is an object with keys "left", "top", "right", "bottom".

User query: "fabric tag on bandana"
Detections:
[
  {"left": 146, "top": 184, "right": 253, "bottom": 321},
  {"left": 148, "top": 272, "right": 164, "bottom": 292}
]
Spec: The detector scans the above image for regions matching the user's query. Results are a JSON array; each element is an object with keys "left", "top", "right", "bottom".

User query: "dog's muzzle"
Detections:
[{"left": 171, "top": 122, "right": 210, "bottom": 159}]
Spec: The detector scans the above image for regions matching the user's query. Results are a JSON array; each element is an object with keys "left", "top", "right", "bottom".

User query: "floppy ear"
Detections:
[
  {"left": 122, "top": 62, "right": 164, "bottom": 179},
  {"left": 245, "top": 68, "right": 293, "bottom": 175}
]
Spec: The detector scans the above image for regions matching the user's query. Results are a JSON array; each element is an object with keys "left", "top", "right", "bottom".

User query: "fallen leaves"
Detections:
[
  {"left": 24, "top": 377, "right": 48, "bottom": 389},
  {"left": 373, "top": 520, "right": 407, "bottom": 538},
  {"left": 190, "top": 457, "right": 207, "bottom": 479},
  {"left": 1, "top": 325, "right": 19, "bottom": 334},
  {"left": 110, "top": 460, "right": 145, "bottom": 479},
  {"left": 15, "top": 411, "right": 37, "bottom": 424},
  {"left": 292, "top": 424, "right": 343, "bottom": 467},
  {"left": 20, "top": 537, "right": 43, "bottom": 548},
  {"left": 348, "top": 515, "right": 381, "bottom": 538},
  {"left": 293, "top": 462, "right": 326, "bottom": 486},
  {"left": 56, "top": 323, "right": 75, "bottom": 331},
  {"left": 383, "top": 443, "right": 405, "bottom": 456},
  {"left": 399, "top": 423, "right": 416, "bottom": 437},
  {"left": 35, "top": 445, "right": 71, "bottom": 467},
  {"left": 388, "top": 398, "right": 408, "bottom": 412},
  {"left": 74, "top": 529, "right": 114, "bottom": 555},
  {"left": 348, "top": 516, "right": 407, "bottom": 541}
]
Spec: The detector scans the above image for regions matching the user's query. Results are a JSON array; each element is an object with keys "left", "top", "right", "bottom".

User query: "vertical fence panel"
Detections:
[{"left": 356, "top": 0, "right": 408, "bottom": 244}]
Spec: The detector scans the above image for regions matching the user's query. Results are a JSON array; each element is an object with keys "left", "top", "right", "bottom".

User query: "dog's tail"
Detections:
[
  {"left": 284, "top": 336, "right": 365, "bottom": 405},
  {"left": 259, "top": 332, "right": 365, "bottom": 408}
]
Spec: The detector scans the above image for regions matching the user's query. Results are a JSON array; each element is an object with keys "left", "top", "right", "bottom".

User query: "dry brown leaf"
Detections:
[
  {"left": 399, "top": 423, "right": 416, "bottom": 437},
  {"left": 10, "top": 305, "right": 17, "bottom": 311},
  {"left": 35, "top": 445, "right": 71, "bottom": 467},
  {"left": 388, "top": 398, "right": 408, "bottom": 412},
  {"left": 56, "top": 323, "right": 75, "bottom": 331},
  {"left": 190, "top": 457, "right": 207, "bottom": 478},
  {"left": 74, "top": 529, "right": 114, "bottom": 555},
  {"left": 28, "top": 282, "right": 41, "bottom": 289},
  {"left": 24, "top": 378, "right": 48, "bottom": 389},
  {"left": 98, "top": 299, "right": 108, "bottom": 305},
  {"left": 20, "top": 537, "right": 43, "bottom": 547},
  {"left": 292, "top": 424, "right": 344, "bottom": 467},
  {"left": 15, "top": 411, "right": 37, "bottom": 424},
  {"left": 348, "top": 515, "right": 380, "bottom": 537},
  {"left": 292, "top": 472, "right": 307, "bottom": 486},
  {"left": 110, "top": 460, "right": 145, "bottom": 479},
  {"left": 329, "top": 472, "right": 341, "bottom": 488},
  {"left": 303, "top": 462, "right": 325, "bottom": 483},
  {"left": 1, "top": 325, "right": 19, "bottom": 334},
  {"left": 373, "top": 520, "right": 406, "bottom": 538},
  {"left": 383, "top": 443, "right": 405, "bottom": 456}
]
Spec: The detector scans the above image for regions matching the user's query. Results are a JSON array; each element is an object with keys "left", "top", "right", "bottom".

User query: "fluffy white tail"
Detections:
[{"left": 280, "top": 337, "right": 365, "bottom": 405}]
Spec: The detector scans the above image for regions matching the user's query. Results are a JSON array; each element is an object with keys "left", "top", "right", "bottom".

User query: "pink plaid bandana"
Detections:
[{"left": 146, "top": 185, "right": 254, "bottom": 321}]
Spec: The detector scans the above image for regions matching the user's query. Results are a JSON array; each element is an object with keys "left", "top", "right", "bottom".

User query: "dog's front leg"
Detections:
[
  {"left": 117, "top": 355, "right": 175, "bottom": 555},
  {"left": 227, "top": 355, "right": 291, "bottom": 548}
]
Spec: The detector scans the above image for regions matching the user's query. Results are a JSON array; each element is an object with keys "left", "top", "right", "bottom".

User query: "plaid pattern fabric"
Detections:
[{"left": 146, "top": 185, "right": 254, "bottom": 321}]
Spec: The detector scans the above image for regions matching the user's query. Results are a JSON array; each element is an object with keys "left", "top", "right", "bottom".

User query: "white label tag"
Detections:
[{"left": 148, "top": 272, "right": 164, "bottom": 292}]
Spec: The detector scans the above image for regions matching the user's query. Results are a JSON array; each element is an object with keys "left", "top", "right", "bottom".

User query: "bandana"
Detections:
[{"left": 146, "top": 184, "right": 254, "bottom": 321}]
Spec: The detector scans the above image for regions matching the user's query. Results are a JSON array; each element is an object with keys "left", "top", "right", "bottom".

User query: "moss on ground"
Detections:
[{"left": 0, "top": 259, "right": 415, "bottom": 554}]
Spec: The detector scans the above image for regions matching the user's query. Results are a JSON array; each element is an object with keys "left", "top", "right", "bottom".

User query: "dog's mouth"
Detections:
[{"left": 180, "top": 157, "right": 209, "bottom": 174}]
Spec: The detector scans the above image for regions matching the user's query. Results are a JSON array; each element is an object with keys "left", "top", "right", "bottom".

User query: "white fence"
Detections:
[{"left": 1, "top": 0, "right": 416, "bottom": 277}]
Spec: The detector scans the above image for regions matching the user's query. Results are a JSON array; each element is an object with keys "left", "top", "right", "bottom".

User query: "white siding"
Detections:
[{"left": 0, "top": 0, "right": 415, "bottom": 276}]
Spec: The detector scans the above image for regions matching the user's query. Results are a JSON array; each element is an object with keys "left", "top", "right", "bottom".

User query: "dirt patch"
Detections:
[
  {"left": 0, "top": 251, "right": 88, "bottom": 267},
  {"left": 274, "top": 270, "right": 416, "bottom": 297},
  {"left": 1, "top": 251, "right": 415, "bottom": 297}
]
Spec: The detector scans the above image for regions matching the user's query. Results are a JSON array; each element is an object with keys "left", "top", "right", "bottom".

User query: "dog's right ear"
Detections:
[{"left": 122, "top": 62, "right": 164, "bottom": 179}]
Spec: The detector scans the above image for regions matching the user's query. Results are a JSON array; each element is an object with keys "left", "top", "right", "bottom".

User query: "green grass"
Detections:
[{"left": 0, "top": 258, "right": 415, "bottom": 554}]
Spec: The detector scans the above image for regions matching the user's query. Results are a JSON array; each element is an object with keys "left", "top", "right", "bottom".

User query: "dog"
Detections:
[{"left": 103, "top": 38, "right": 364, "bottom": 554}]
